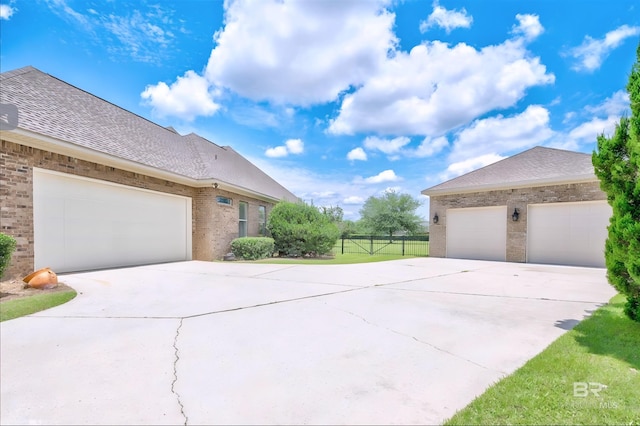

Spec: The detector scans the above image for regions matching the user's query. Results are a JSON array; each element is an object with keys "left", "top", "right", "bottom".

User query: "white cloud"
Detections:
[
  {"left": 363, "top": 169, "right": 401, "bottom": 184},
  {"left": 265, "top": 146, "right": 289, "bottom": 158},
  {"left": 409, "top": 136, "right": 448, "bottom": 158},
  {"left": 247, "top": 156, "right": 391, "bottom": 220},
  {"left": 265, "top": 138, "right": 305, "bottom": 158},
  {"left": 361, "top": 135, "right": 448, "bottom": 159},
  {"left": 563, "top": 111, "right": 576, "bottom": 124},
  {"left": 550, "top": 90, "right": 630, "bottom": 151},
  {"left": 343, "top": 196, "right": 365, "bottom": 204},
  {"left": 347, "top": 147, "right": 367, "bottom": 161},
  {"left": 141, "top": 0, "right": 398, "bottom": 118},
  {"left": 141, "top": 70, "right": 220, "bottom": 121},
  {"left": 568, "top": 24, "right": 640, "bottom": 72},
  {"left": 363, "top": 136, "right": 410, "bottom": 154},
  {"left": 103, "top": 10, "right": 175, "bottom": 62},
  {"left": 449, "top": 105, "right": 553, "bottom": 162},
  {"left": 44, "top": 0, "right": 91, "bottom": 29},
  {"left": 440, "top": 154, "right": 505, "bottom": 181},
  {"left": 44, "top": 0, "right": 181, "bottom": 63},
  {"left": 419, "top": 1, "right": 472, "bottom": 34},
  {"left": 568, "top": 117, "right": 619, "bottom": 143},
  {"left": 0, "top": 4, "right": 16, "bottom": 20},
  {"left": 511, "top": 14, "right": 543, "bottom": 41},
  {"left": 328, "top": 15, "right": 553, "bottom": 137},
  {"left": 585, "top": 90, "right": 629, "bottom": 117},
  {"left": 285, "top": 138, "right": 304, "bottom": 154},
  {"left": 202, "top": 0, "right": 396, "bottom": 106}
]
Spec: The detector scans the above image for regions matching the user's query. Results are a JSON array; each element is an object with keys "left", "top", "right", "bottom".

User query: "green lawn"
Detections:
[
  {"left": 0, "top": 290, "right": 77, "bottom": 322},
  {"left": 250, "top": 239, "right": 428, "bottom": 265},
  {"left": 445, "top": 294, "right": 640, "bottom": 425},
  {"left": 253, "top": 251, "right": 414, "bottom": 265}
]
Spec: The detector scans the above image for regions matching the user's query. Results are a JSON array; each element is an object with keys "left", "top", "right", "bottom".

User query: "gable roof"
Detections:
[
  {"left": 422, "top": 146, "right": 598, "bottom": 196},
  {"left": 0, "top": 66, "right": 297, "bottom": 202}
]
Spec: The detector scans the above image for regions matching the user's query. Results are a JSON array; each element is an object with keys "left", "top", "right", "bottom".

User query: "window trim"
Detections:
[
  {"left": 216, "top": 196, "right": 233, "bottom": 206},
  {"left": 239, "top": 201, "right": 248, "bottom": 237},
  {"left": 258, "top": 205, "right": 266, "bottom": 236}
]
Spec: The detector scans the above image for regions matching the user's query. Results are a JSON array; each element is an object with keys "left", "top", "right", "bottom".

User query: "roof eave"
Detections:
[
  {"left": 422, "top": 174, "right": 599, "bottom": 197},
  {"left": 1, "top": 128, "right": 288, "bottom": 203}
]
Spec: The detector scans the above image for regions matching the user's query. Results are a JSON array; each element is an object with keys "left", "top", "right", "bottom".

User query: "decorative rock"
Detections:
[
  {"left": 223, "top": 253, "right": 236, "bottom": 261},
  {"left": 22, "top": 267, "right": 58, "bottom": 289}
]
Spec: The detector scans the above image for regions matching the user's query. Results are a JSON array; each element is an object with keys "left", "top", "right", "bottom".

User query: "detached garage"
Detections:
[{"left": 423, "top": 147, "right": 611, "bottom": 268}]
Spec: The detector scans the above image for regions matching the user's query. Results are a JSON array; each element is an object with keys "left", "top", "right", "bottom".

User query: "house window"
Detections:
[
  {"left": 239, "top": 201, "right": 248, "bottom": 237},
  {"left": 216, "top": 196, "right": 232, "bottom": 206},
  {"left": 258, "top": 205, "right": 266, "bottom": 236}
]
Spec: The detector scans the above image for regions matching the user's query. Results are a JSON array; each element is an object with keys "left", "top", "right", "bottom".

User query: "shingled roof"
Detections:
[
  {"left": 0, "top": 66, "right": 297, "bottom": 202},
  {"left": 422, "top": 146, "right": 598, "bottom": 196}
]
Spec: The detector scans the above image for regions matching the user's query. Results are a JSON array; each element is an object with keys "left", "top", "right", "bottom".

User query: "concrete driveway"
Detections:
[{"left": 0, "top": 258, "right": 615, "bottom": 425}]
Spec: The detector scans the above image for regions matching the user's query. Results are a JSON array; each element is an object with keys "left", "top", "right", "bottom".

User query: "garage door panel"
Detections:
[
  {"left": 527, "top": 201, "right": 611, "bottom": 268},
  {"left": 34, "top": 169, "right": 192, "bottom": 273},
  {"left": 447, "top": 206, "right": 507, "bottom": 261}
]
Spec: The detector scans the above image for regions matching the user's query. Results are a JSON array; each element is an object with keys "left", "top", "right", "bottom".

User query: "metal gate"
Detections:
[{"left": 339, "top": 235, "right": 429, "bottom": 256}]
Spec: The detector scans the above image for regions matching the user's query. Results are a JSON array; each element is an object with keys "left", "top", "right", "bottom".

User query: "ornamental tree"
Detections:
[
  {"left": 359, "top": 190, "right": 423, "bottom": 238},
  {"left": 592, "top": 42, "right": 640, "bottom": 321}
]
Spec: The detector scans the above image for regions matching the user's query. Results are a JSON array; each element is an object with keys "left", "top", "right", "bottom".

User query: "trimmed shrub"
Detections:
[
  {"left": 267, "top": 201, "right": 340, "bottom": 257},
  {"left": 231, "top": 237, "right": 275, "bottom": 260},
  {"left": 0, "top": 233, "right": 17, "bottom": 279}
]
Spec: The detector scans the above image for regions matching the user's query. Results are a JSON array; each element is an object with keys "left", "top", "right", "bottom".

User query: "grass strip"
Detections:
[
  {"left": 0, "top": 290, "right": 77, "bottom": 322},
  {"left": 445, "top": 294, "right": 640, "bottom": 425},
  {"left": 253, "top": 253, "right": 416, "bottom": 265}
]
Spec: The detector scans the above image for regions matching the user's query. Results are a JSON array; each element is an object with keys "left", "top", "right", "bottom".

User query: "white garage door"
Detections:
[
  {"left": 446, "top": 206, "right": 507, "bottom": 261},
  {"left": 527, "top": 201, "right": 611, "bottom": 268},
  {"left": 34, "top": 168, "right": 192, "bottom": 273}
]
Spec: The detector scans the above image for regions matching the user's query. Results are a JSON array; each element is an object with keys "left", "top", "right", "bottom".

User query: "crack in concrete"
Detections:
[
  {"left": 183, "top": 287, "right": 362, "bottom": 319},
  {"left": 172, "top": 318, "right": 188, "bottom": 426},
  {"left": 33, "top": 267, "right": 598, "bottom": 322},
  {"left": 329, "top": 304, "right": 505, "bottom": 375},
  {"left": 383, "top": 287, "right": 605, "bottom": 304}
]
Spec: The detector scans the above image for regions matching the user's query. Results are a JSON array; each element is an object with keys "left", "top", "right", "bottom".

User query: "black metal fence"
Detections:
[{"left": 338, "top": 235, "right": 429, "bottom": 256}]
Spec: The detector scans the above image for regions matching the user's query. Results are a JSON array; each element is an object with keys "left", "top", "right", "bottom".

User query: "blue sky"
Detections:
[{"left": 1, "top": 0, "right": 639, "bottom": 221}]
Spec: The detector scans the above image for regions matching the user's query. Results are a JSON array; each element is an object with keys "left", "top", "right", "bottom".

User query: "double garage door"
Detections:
[
  {"left": 446, "top": 201, "right": 611, "bottom": 267},
  {"left": 34, "top": 169, "right": 192, "bottom": 273}
]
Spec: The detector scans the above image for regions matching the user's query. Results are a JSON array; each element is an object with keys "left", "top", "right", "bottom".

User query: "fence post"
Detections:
[
  {"left": 402, "top": 235, "right": 405, "bottom": 256},
  {"left": 370, "top": 236, "right": 373, "bottom": 255},
  {"left": 342, "top": 237, "right": 345, "bottom": 254}
]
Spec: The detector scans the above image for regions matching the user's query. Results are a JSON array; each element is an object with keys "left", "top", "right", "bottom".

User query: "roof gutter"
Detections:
[
  {"left": 422, "top": 174, "right": 599, "bottom": 197},
  {"left": 1, "top": 128, "right": 284, "bottom": 203}
]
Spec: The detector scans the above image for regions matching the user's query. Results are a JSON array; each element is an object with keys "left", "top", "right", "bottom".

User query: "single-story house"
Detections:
[
  {"left": 422, "top": 146, "right": 611, "bottom": 268},
  {"left": 0, "top": 66, "right": 298, "bottom": 277}
]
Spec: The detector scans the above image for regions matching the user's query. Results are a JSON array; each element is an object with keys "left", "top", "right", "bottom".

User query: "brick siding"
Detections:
[
  {"left": 1, "top": 140, "right": 275, "bottom": 279},
  {"left": 428, "top": 182, "right": 607, "bottom": 262}
]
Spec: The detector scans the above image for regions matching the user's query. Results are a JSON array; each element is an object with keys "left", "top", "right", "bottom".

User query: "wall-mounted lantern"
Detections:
[
  {"left": 433, "top": 213, "right": 439, "bottom": 224},
  {"left": 512, "top": 208, "right": 520, "bottom": 222}
]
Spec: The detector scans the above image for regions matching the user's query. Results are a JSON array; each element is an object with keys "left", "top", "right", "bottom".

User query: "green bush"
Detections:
[
  {"left": 0, "top": 233, "right": 17, "bottom": 279},
  {"left": 624, "top": 294, "right": 640, "bottom": 322},
  {"left": 267, "top": 201, "right": 340, "bottom": 257},
  {"left": 230, "top": 237, "right": 275, "bottom": 260}
]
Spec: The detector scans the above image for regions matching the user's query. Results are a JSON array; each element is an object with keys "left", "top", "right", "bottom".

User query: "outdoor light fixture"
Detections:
[
  {"left": 213, "top": 182, "right": 218, "bottom": 189},
  {"left": 433, "top": 213, "right": 439, "bottom": 224},
  {"left": 512, "top": 208, "right": 520, "bottom": 222}
]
